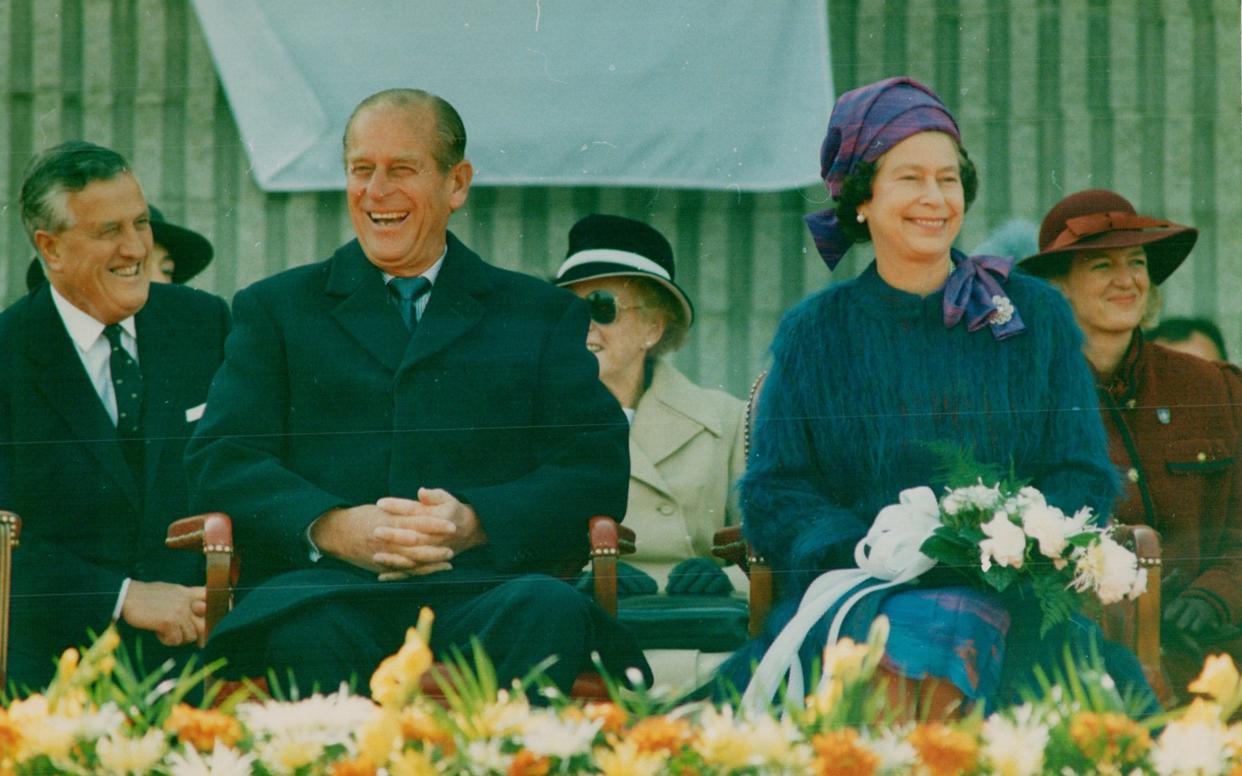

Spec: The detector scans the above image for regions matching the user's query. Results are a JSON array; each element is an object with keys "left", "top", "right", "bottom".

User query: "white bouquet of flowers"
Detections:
[{"left": 917, "top": 480, "right": 1147, "bottom": 635}]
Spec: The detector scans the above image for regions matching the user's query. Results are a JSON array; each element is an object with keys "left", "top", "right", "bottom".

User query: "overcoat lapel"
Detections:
[
  {"left": 401, "top": 233, "right": 491, "bottom": 370},
  {"left": 326, "top": 240, "right": 410, "bottom": 372},
  {"left": 628, "top": 439, "right": 673, "bottom": 500},
  {"left": 135, "top": 294, "right": 179, "bottom": 498},
  {"left": 25, "top": 289, "right": 141, "bottom": 508}
]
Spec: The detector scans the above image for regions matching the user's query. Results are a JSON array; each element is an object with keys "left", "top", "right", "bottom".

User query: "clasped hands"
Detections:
[{"left": 311, "top": 488, "right": 487, "bottom": 581}]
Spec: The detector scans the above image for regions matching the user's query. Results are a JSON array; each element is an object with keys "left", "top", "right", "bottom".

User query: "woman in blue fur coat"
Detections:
[{"left": 727, "top": 77, "right": 1154, "bottom": 713}]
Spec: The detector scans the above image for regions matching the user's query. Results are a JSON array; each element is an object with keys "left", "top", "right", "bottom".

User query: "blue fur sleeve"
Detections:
[
  {"left": 1021, "top": 280, "right": 1121, "bottom": 519},
  {"left": 740, "top": 299, "right": 866, "bottom": 594}
]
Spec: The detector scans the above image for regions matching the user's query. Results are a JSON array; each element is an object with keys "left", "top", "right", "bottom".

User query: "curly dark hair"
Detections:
[{"left": 834, "top": 142, "right": 979, "bottom": 244}]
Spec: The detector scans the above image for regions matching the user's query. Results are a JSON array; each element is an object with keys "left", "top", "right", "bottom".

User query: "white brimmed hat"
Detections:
[{"left": 554, "top": 214, "right": 694, "bottom": 326}]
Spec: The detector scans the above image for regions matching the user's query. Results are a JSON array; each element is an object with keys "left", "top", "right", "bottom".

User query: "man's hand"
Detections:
[
  {"left": 311, "top": 503, "right": 456, "bottom": 576},
  {"left": 372, "top": 489, "right": 489, "bottom": 580},
  {"left": 121, "top": 581, "right": 207, "bottom": 647}
]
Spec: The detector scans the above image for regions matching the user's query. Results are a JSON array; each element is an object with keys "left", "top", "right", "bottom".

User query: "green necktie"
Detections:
[{"left": 387, "top": 276, "right": 432, "bottom": 332}]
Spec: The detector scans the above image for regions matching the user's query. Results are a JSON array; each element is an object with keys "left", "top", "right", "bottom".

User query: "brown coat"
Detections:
[{"left": 1099, "top": 336, "right": 1242, "bottom": 682}]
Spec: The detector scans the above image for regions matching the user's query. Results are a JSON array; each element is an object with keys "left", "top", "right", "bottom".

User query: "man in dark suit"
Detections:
[
  {"left": 0, "top": 141, "right": 230, "bottom": 687},
  {"left": 185, "top": 89, "right": 646, "bottom": 693}
]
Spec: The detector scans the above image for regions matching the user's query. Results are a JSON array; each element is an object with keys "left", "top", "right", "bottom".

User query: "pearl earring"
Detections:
[{"left": 856, "top": 213, "right": 866, "bottom": 224}]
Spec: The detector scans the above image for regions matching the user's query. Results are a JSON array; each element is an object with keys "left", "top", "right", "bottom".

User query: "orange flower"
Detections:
[
  {"left": 398, "top": 706, "right": 455, "bottom": 754},
  {"left": 908, "top": 723, "right": 978, "bottom": 776},
  {"left": 1069, "top": 711, "right": 1150, "bottom": 763},
  {"left": 163, "top": 704, "right": 243, "bottom": 752},
  {"left": 583, "top": 702, "right": 628, "bottom": 736},
  {"left": 508, "top": 749, "right": 551, "bottom": 776},
  {"left": 811, "top": 729, "right": 880, "bottom": 776},
  {"left": 0, "top": 710, "right": 21, "bottom": 758},
  {"left": 628, "top": 716, "right": 691, "bottom": 755},
  {"left": 330, "top": 755, "right": 378, "bottom": 776}
]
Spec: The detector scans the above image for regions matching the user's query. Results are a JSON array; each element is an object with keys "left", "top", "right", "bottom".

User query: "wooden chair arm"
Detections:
[
  {"left": 165, "top": 513, "right": 234, "bottom": 644},
  {"left": 711, "top": 525, "right": 771, "bottom": 638},
  {"left": 711, "top": 525, "right": 748, "bottom": 569},
  {"left": 588, "top": 515, "right": 628, "bottom": 618},
  {"left": 1103, "top": 523, "right": 1168, "bottom": 704},
  {"left": 0, "top": 511, "right": 20, "bottom": 688}
]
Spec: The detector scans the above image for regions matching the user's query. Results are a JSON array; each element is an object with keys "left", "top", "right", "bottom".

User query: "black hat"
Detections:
[
  {"left": 25, "top": 205, "right": 214, "bottom": 293},
  {"left": 554, "top": 214, "right": 694, "bottom": 326},
  {"left": 149, "top": 205, "right": 213, "bottom": 284}
]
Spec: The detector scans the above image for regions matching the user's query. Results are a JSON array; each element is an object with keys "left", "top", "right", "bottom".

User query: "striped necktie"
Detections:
[{"left": 387, "top": 276, "right": 432, "bottom": 332}]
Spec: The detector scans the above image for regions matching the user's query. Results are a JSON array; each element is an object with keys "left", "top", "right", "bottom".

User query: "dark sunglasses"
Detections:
[{"left": 584, "top": 289, "right": 646, "bottom": 325}]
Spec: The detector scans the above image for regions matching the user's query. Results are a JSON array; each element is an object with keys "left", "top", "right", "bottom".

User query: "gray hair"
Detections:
[
  {"left": 342, "top": 88, "right": 467, "bottom": 173},
  {"left": 19, "top": 140, "right": 133, "bottom": 245}
]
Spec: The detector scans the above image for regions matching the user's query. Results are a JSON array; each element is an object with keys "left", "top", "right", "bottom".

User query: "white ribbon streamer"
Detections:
[{"left": 740, "top": 487, "right": 942, "bottom": 715}]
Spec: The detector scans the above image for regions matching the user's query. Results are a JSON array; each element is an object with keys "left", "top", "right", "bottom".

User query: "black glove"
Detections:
[
  {"left": 576, "top": 561, "right": 659, "bottom": 598},
  {"left": 666, "top": 557, "right": 733, "bottom": 596},
  {"left": 1164, "top": 594, "right": 1222, "bottom": 635}
]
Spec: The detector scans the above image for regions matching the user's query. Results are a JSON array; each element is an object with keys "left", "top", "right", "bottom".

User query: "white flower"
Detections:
[
  {"left": 866, "top": 727, "right": 916, "bottom": 775},
  {"left": 979, "top": 510, "right": 1026, "bottom": 571},
  {"left": 1021, "top": 502, "right": 1075, "bottom": 559},
  {"left": 1071, "top": 534, "right": 1147, "bottom": 604},
  {"left": 982, "top": 712, "right": 1049, "bottom": 776},
  {"left": 237, "top": 690, "right": 380, "bottom": 773},
  {"left": 693, "top": 704, "right": 805, "bottom": 771},
  {"left": 463, "top": 739, "right": 510, "bottom": 773},
  {"left": 95, "top": 728, "right": 168, "bottom": 776},
  {"left": 1150, "top": 717, "right": 1231, "bottom": 776},
  {"left": 166, "top": 741, "right": 257, "bottom": 776},
  {"left": 942, "top": 481, "right": 1002, "bottom": 516},
  {"left": 520, "top": 712, "right": 600, "bottom": 759}
]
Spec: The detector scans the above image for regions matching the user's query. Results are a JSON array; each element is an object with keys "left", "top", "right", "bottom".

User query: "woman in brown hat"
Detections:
[{"left": 1021, "top": 188, "right": 1242, "bottom": 697}]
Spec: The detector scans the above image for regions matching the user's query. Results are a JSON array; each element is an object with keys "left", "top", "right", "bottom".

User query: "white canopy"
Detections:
[{"left": 191, "top": 1, "right": 833, "bottom": 192}]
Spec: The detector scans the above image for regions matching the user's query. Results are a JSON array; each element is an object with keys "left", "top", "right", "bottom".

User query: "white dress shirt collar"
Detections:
[
  {"left": 381, "top": 248, "right": 447, "bottom": 286},
  {"left": 49, "top": 283, "right": 138, "bottom": 354}
]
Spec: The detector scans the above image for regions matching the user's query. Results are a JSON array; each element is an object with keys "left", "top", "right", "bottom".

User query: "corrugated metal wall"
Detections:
[{"left": 3, "top": 0, "right": 1239, "bottom": 397}]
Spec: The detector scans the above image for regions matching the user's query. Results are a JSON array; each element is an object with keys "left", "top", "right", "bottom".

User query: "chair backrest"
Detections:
[{"left": 0, "top": 511, "right": 22, "bottom": 688}]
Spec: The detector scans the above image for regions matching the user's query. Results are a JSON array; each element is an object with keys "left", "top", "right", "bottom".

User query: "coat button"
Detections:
[
  {"left": 1198, "top": 452, "right": 1208, "bottom": 462},
  {"left": 1127, "top": 468, "right": 1140, "bottom": 483},
  {"left": 658, "top": 503, "right": 675, "bottom": 515}
]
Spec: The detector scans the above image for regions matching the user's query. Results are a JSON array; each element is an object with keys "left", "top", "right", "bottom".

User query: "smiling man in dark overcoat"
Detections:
[{"left": 185, "top": 88, "right": 646, "bottom": 692}]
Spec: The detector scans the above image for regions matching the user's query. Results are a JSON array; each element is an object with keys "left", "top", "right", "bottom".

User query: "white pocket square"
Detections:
[{"left": 185, "top": 403, "right": 206, "bottom": 422}]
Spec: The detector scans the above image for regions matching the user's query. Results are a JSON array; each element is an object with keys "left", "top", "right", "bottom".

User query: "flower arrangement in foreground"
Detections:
[
  {"left": 913, "top": 480, "right": 1147, "bottom": 635},
  {"left": 5, "top": 613, "right": 1242, "bottom": 775}
]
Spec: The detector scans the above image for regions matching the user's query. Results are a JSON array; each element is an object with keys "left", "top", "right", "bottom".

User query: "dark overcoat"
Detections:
[
  {"left": 184, "top": 233, "right": 632, "bottom": 666},
  {"left": 0, "top": 282, "right": 230, "bottom": 685}
]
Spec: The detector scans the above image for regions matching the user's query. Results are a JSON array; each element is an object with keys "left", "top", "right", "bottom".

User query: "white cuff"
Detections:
[
  {"left": 306, "top": 522, "right": 323, "bottom": 563},
  {"left": 111, "top": 577, "right": 132, "bottom": 623}
]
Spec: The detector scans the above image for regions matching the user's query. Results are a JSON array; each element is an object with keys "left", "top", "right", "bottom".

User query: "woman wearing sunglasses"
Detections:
[{"left": 555, "top": 213, "right": 748, "bottom": 688}]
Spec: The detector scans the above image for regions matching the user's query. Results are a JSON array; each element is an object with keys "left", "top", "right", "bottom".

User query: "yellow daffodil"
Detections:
[
  {"left": 370, "top": 608, "right": 435, "bottom": 707},
  {"left": 1191, "top": 654, "right": 1242, "bottom": 706}
]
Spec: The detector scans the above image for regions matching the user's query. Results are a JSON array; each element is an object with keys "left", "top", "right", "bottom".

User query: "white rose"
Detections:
[
  {"left": 1021, "top": 503, "right": 1073, "bottom": 559},
  {"left": 979, "top": 511, "right": 1026, "bottom": 572}
]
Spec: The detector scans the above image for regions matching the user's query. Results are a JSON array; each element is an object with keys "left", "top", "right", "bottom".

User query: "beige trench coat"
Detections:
[{"left": 625, "top": 360, "right": 748, "bottom": 591}]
